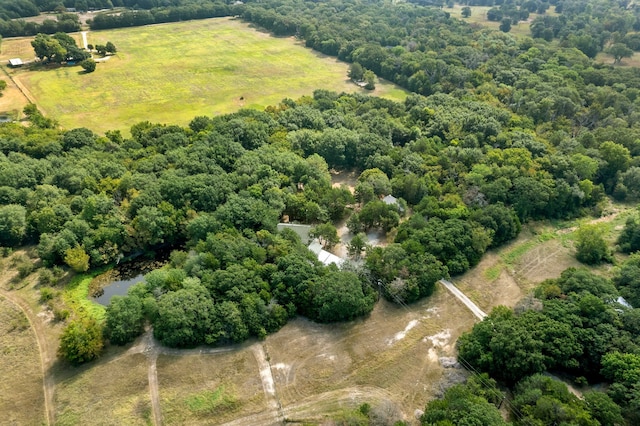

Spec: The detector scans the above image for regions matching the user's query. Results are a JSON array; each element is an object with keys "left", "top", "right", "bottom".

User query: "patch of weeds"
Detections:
[
  {"left": 184, "top": 385, "right": 238, "bottom": 415},
  {"left": 39, "top": 286, "right": 56, "bottom": 303},
  {"left": 483, "top": 264, "right": 502, "bottom": 281},
  {"left": 502, "top": 241, "right": 537, "bottom": 265},
  {"left": 10, "top": 254, "right": 28, "bottom": 267},
  {"left": 133, "top": 398, "right": 152, "bottom": 424},
  {"left": 56, "top": 409, "right": 80, "bottom": 426},
  {"left": 328, "top": 408, "right": 369, "bottom": 426},
  {"left": 16, "top": 260, "right": 34, "bottom": 279},
  {"left": 537, "top": 232, "right": 555, "bottom": 242},
  {"left": 38, "top": 268, "right": 56, "bottom": 286},
  {"left": 53, "top": 308, "right": 70, "bottom": 322},
  {"left": 8, "top": 314, "right": 29, "bottom": 332},
  {"left": 62, "top": 268, "right": 108, "bottom": 322}
]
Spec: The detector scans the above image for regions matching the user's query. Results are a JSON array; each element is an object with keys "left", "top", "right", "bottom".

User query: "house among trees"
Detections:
[
  {"left": 382, "top": 194, "right": 397, "bottom": 205},
  {"left": 277, "top": 223, "right": 312, "bottom": 244},
  {"left": 277, "top": 223, "right": 345, "bottom": 266},
  {"left": 382, "top": 194, "right": 404, "bottom": 213},
  {"left": 308, "top": 240, "right": 345, "bottom": 267}
]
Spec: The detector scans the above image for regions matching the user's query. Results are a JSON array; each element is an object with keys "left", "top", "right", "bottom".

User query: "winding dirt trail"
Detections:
[{"left": 0, "top": 272, "right": 55, "bottom": 425}]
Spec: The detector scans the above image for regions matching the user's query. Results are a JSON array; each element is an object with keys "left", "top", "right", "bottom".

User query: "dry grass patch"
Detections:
[
  {"left": 0, "top": 296, "right": 45, "bottom": 425},
  {"left": 265, "top": 292, "right": 475, "bottom": 422},
  {"left": 54, "top": 352, "right": 151, "bottom": 425},
  {"left": 157, "top": 351, "right": 265, "bottom": 425}
]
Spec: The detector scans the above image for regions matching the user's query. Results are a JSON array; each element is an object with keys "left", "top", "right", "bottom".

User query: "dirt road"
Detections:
[
  {"left": 81, "top": 31, "right": 89, "bottom": 50},
  {"left": 148, "top": 353, "right": 162, "bottom": 426},
  {"left": 439, "top": 279, "right": 487, "bottom": 320}
]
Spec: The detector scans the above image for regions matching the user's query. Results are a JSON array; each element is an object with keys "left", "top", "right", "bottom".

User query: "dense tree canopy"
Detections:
[{"left": 455, "top": 267, "right": 640, "bottom": 423}]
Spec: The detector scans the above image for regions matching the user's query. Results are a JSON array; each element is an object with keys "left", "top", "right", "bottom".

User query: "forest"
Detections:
[{"left": 3, "top": 0, "right": 640, "bottom": 423}]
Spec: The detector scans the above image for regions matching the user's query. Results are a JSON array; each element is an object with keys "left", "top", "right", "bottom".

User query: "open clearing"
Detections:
[
  {"left": 0, "top": 17, "right": 407, "bottom": 134},
  {"left": 448, "top": 4, "right": 556, "bottom": 37},
  {"left": 0, "top": 202, "right": 633, "bottom": 425}
]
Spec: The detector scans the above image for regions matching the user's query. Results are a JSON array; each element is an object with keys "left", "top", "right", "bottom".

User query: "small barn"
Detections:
[{"left": 8, "top": 58, "right": 23, "bottom": 67}]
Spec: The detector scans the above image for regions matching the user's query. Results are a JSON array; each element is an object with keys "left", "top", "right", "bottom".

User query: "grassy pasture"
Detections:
[
  {"left": 0, "top": 296, "right": 45, "bottom": 425},
  {"left": 0, "top": 18, "right": 407, "bottom": 134},
  {"left": 54, "top": 352, "right": 151, "bottom": 425}
]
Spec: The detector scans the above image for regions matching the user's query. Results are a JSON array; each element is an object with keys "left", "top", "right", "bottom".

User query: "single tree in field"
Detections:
[
  {"left": 575, "top": 224, "right": 611, "bottom": 265},
  {"left": 105, "top": 41, "right": 117, "bottom": 54},
  {"left": 87, "top": 43, "right": 94, "bottom": 51},
  {"left": 95, "top": 44, "right": 107, "bottom": 56},
  {"left": 499, "top": 18, "right": 512, "bottom": 33},
  {"left": 79, "top": 58, "right": 96, "bottom": 73},
  {"left": 606, "top": 43, "right": 633, "bottom": 64},
  {"left": 363, "top": 69, "right": 376, "bottom": 90},
  {"left": 348, "top": 62, "right": 364, "bottom": 82},
  {"left": 461, "top": 6, "right": 471, "bottom": 18}
]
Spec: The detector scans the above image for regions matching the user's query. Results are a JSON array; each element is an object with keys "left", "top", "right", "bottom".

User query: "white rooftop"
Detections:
[{"left": 308, "top": 239, "right": 344, "bottom": 267}]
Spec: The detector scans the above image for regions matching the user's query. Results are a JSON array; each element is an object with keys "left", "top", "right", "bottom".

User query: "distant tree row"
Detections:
[
  {"left": 0, "top": 12, "right": 79, "bottom": 38},
  {"left": 87, "top": 2, "right": 232, "bottom": 30}
]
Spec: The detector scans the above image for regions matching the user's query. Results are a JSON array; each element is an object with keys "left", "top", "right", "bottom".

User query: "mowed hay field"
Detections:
[{"left": 0, "top": 18, "right": 407, "bottom": 134}]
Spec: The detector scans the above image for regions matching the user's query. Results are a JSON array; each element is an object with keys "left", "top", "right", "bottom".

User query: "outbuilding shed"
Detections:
[{"left": 8, "top": 58, "right": 23, "bottom": 67}]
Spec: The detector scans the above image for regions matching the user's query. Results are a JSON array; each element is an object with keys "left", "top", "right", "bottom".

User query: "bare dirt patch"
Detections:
[
  {"left": 262, "top": 292, "right": 475, "bottom": 423},
  {"left": 514, "top": 238, "right": 582, "bottom": 284},
  {"left": 330, "top": 169, "right": 358, "bottom": 193}
]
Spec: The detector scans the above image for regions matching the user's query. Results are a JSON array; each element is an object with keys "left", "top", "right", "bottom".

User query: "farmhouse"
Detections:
[
  {"left": 308, "top": 240, "right": 345, "bottom": 267},
  {"left": 277, "top": 223, "right": 312, "bottom": 244},
  {"left": 277, "top": 223, "right": 345, "bottom": 266}
]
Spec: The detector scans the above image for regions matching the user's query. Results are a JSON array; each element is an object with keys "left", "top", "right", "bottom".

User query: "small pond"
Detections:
[
  {"left": 91, "top": 253, "right": 168, "bottom": 306},
  {"left": 93, "top": 274, "right": 145, "bottom": 306}
]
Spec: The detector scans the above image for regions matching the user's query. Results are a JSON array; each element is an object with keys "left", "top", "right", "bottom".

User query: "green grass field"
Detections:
[{"left": 2, "top": 18, "right": 407, "bottom": 134}]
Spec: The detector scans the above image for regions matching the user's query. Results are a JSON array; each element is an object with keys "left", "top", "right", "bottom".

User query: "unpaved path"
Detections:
[
  {"left": 439, "top": 279, "right": 487, "bottom": 320},
  {"left": 81, "top": 31, "right": 88, "bottom": 50},
  {"left": 0, "top": 272, "right": 55, "bottom": 425},
  {"left": 252, "top": 343, "right": 284, "bottom": 423},
  {"left": 117, "top": 328, "right": 238, "bottom": 426},
  {"left": 148, "top": 353, "right": 162, "bottom": 426}
]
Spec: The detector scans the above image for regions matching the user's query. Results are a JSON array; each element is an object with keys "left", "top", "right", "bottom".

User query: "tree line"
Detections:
[{"left": 1, "top": 84, "right": 639, "bottom": 361}]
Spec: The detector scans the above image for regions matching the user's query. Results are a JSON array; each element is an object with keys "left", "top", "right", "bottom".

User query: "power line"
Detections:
[{"left": 371, "top": 274, "right": 530, "bottom": 424}]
